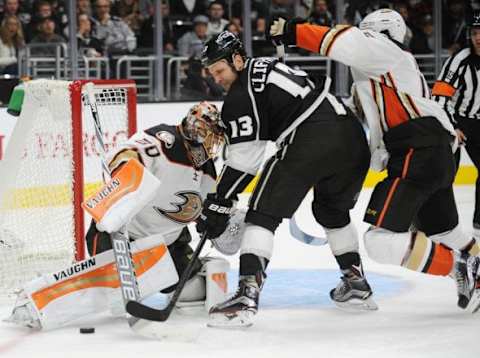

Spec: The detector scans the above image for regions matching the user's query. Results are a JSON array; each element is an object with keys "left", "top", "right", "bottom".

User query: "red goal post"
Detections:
[{"left": 71, "top": 80, "right": 137, "bottom": 262}]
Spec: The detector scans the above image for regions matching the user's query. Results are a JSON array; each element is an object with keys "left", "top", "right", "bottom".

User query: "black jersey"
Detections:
[
  {"left": 217, "top": 57, "right": 347, "bottom": 199},
  {"left": 221, "top": 57, "right": 332, "bottom": 146}
]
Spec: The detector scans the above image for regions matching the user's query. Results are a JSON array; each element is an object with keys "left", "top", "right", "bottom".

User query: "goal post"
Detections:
[{"left": 0, "top": 79, "right": 137, "bottom": 291}]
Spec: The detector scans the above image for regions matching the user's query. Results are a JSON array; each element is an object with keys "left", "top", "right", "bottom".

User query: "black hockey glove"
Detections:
[
  {"left": 268, "top": 16, "right": 306, "bottom": 46},
  {"left": 196, "top": 193, "right": 233, "bottom": 239}
]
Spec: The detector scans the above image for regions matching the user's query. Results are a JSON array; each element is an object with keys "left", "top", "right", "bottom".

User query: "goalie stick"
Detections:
[
  {"left": 126, "top": 232, "right": 210, "bottom": 322},
  {"left": 84, "top": 83, "right": 142, "bottom": 328}
]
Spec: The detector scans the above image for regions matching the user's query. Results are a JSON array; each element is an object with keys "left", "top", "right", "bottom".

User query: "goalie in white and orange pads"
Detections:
[{"left": 6, "top": 101, "right": 239, "bottom": 330}]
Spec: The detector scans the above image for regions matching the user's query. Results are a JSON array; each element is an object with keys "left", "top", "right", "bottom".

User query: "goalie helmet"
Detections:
[
  {"left": 359, "top": 9, "right": 407, "bottom": 44},
  {"left": 179, "top": 101, "right": 225, "bottom": 167},
  {"left": 201, "top": 31, "right": 246, "bottom": 67}
]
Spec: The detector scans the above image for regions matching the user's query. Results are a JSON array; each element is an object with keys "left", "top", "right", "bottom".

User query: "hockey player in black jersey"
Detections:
[{"left": 197, "top": 31, "right": 377, "bottom": 327}]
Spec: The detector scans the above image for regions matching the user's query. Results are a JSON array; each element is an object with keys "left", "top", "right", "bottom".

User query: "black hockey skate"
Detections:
[
  {"left": 207, "top": 274, "right": 263, "bottom": 328},
  {"left": 453, "top": 253, "right": 480, "bottom": 313},
  {"left": 330, "top": 266, "right": 378, "bottom": 311}
]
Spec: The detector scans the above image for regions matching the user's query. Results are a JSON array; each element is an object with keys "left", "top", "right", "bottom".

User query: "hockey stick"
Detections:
[
  {"left": 273, "top": 38, "right": 327, "bottom": 246},
  {"left": 84, "top": 83, "right": 142, "bottom": 327},
  {"left": 289, "top": 215, "right": 327, "bottom": 246},
  {"left": 275, "top": 41, "right": 286, "bottom": 63},
  {"left": 126, "top": 232, "right": 210, "bottom": 322}
]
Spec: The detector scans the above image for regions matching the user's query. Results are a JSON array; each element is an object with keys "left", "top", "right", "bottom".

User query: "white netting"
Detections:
[{"left": 0, "top": 79, "right": 133, "bottom": 292}]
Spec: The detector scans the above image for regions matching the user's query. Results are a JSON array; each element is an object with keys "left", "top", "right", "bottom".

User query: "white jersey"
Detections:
[
  {"left": 296, "top": 24, "right": 456, "bottom": 156},
  {"left": 107, "top": 124, "right": 217, "bottom": 245}
]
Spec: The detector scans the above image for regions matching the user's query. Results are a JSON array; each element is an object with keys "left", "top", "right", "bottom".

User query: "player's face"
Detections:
[
  {"left": 471, "top": 28, "right": 480, "bottom": 55},
  {"left": 207, "top": 60, "right": 238, "bottom": 91}
]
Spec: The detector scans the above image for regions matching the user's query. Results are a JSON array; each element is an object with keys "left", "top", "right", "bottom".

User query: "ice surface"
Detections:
[{"left": 0, "top": 187, "right": 478, "bottom": 358}]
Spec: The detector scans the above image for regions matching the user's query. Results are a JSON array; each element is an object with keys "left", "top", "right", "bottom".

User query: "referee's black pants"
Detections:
[{"left": 455, "top": 116, "right": 480, "bottom": 227}]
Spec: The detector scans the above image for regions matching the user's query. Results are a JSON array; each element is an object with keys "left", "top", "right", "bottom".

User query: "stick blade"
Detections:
[
  {"left": 289, "top": 216, "right": 328, "bottom": 246},
  {"left": 126, "top": 301, "right": 170, "bottom": 322}
]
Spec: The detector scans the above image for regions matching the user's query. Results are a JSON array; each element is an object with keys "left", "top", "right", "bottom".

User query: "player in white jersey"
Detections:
[
  {"left": 6, "top": 102, "right": 232, "bottom": 330},
  {"left": 269, "top": 9, "right": 480, "bottom": 312}
]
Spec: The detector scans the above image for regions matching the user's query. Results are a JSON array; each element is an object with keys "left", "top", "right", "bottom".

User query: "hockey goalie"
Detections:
[{"left": 6, "top": 101, "right": 238, "bottom": 330}]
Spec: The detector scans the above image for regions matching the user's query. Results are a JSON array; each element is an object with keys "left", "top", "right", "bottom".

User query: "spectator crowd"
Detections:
[{"left": 0, "top": 0, "right": 477, "bottom": 82}]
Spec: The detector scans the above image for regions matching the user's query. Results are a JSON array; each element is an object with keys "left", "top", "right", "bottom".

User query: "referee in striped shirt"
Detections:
[{"left": 433, "top": 10, "right": 480, "bottom": 235}]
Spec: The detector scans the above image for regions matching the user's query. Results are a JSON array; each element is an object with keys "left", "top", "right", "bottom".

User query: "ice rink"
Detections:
[{"left": 0, "top": 185, "right": 479, "bottom": 358}]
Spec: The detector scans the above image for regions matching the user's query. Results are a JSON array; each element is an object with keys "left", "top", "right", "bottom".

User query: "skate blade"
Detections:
[
  {"left": 333, "top": 297, "right": 379, "bottom": 312},
  {"left": 207, "top": 311, "right": 254, "bottom": 328}
]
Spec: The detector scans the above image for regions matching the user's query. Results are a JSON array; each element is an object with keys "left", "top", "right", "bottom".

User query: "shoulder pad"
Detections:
[{"left": 144, "top": 124, "right": 177, "bottom": 148}]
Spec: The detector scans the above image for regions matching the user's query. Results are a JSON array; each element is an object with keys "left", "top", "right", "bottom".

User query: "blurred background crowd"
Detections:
[{"left": 0, "top": 0, "right": 477, "bottom": 101}]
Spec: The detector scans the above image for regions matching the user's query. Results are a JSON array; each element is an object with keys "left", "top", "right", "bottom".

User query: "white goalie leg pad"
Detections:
[
  {"left": 429, "top": 224, "right": 471, "bottom": 250},
  {"left": 204, "top": 257, "right": 230, "bottom": 312},
  {"left": 240, "top": 224, "right": 274, "bottom": 260},
  {"left": 13, "top": 233, "right": 177, "bottom": 330},
  {"left": 108, "top": 233, "right": 179, "bottom": 316},
  {"left": 363, "top": 227, "right": 411, "bottom": 265},
  {"left": 325, "top": 222, "right": 359, "bottom": 256},
  {"left": 175, "top": 257, "right": 230, "bottom": 312}
]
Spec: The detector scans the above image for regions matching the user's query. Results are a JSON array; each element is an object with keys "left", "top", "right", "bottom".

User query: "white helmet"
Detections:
[{"left": 359, "top": 9, "right": 407, "bottom": 44}]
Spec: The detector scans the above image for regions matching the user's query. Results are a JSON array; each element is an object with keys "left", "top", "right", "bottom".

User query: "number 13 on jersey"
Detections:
[{"left": 229, "top": 115, "right": 254, "bottom": 139}]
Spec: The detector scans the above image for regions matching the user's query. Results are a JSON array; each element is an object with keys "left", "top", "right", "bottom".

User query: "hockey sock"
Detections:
[
  {"left": 403, "top": 232, "right": 453, "bottom": 276},
  {"left": 334, "top": 252, "right": 361, "bottom": 271},
  {"left": 239, "top": 254, "right": 269, "bottom": 276}
]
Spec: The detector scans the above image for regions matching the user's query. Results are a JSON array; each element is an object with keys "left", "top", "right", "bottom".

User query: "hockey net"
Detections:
[{"left": 0, "top": 79, "right": 136, "bottom": 292}]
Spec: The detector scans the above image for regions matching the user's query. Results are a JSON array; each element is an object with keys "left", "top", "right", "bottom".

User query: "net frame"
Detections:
[
  {"left": 71, "top": 80, "right": 137, "bottom": 261},
  {"left": 0, "top": 79, "right": 137, "bottom": 291}
]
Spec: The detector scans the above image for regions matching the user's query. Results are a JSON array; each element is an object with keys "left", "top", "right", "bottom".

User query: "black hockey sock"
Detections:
[
  {"left": 239, "top": 253, "right": 269, "bottom": 276},
  {"left": 334, "top": 252, "right": 361, "bottom": 272}
]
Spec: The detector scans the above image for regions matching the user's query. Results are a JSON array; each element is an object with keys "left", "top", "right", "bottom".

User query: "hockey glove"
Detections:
[
  {"left": 268, "top": 16, "right": 306, "bottom": 46},
  {"left": 196, "top": 193, "right": 233, "bottom": 239}
]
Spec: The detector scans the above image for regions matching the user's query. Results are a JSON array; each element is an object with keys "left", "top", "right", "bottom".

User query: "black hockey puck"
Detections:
[{"left": 79, "top": 327, "right": 95, "bottom": 334}]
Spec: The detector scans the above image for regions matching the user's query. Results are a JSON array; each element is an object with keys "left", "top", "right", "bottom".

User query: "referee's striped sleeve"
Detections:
[
  {"left": 433, "top": 48, "right": 469, "bottom": 93},
  {"left": 433, "top": 49, "right": 470, "bottom": 127}
]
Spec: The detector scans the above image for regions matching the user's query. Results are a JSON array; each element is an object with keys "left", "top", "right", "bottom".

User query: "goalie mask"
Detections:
[{"left": 179, "top": 101, "right": 225, "bottom": 168}]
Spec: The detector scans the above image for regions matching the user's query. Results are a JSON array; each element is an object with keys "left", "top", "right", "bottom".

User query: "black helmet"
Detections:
[
  {"left": 467, "top": 10, "right": 480, "bottom": 28},
  {"left": 467, "top": 10, "right": 480, "bottom": 41},
  {"left": 201, "top": 31, "right": 246, "bottom": 66}
]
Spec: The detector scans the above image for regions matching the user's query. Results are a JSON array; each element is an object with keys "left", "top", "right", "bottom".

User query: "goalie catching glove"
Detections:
[{"left": 196, "top": 193, "right": 233, "bottom": 239}]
